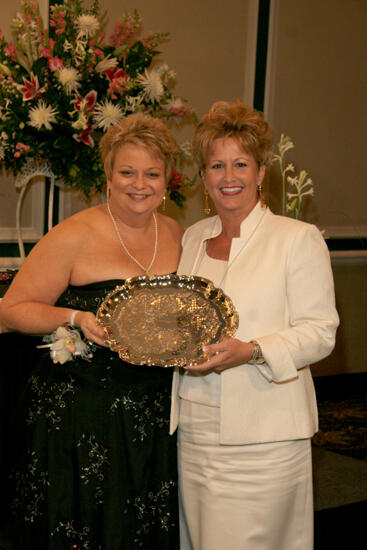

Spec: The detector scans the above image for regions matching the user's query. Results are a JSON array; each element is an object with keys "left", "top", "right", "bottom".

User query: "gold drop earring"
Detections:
[
  {"left": 203, "top": 186, "right": 211, "bottom": 216},
  {"left": 106, "top": 186, "right": 111, "bottom": 202},
  {"left": 257, "top": 184, "right": 266, "bottom": 209},
  {"left": 161, "top": 194, "right": 166, "bottom": 211}
]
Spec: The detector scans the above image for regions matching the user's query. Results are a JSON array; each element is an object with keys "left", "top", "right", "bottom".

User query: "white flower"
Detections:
[
  {"left": 0, "top": 108, "right": 9, "bottom": 122},
  {"left": 278, "top": 134, "right": 294, "bottom": 155},
  {"left": 284, "top": 162, "right": 295, "bottom": 174},
  {"left": 167, "top": 97, "right": 184, "bottom": 109},
  {"left": 76, "top": 14, "right": 99, "bottom": 38},
  {"left": 38, "top": 326, "right": 93, "bottom": 365},
  {"left": 93, "top": 100, "right": 124, "bottom": 130},
  {"left": 157, "top": 63, "right": 169, "bottom": 74},
  {"left": 301, "top": 187, "right": 314, "bottom": 197},
  {"left": 58, "top": 67, "right": 81, "bottom": 94},
  {"left": 74, "top": 39, "right": 88, "bottom": 66},
  {"left": 63, "top": 39, "right": 73, "bottom": 52},
  {"left": 28, "top": 100, "right": 58, "bottom": 130},
  {"left": 136, "top": 68, "right": 164, "bottom": 102},
  {"left": 166, "top": 69, "right": 176, "bottom": 81},
  {"left": 125, "top": 94, "right": 144, "bottom": 113},
  {"left": 72, "top": 112, "right": 88, "bottom": 131},
  {"left": 179, "top": 140, "right": 193, "bottom": 159},
  {"left": 95, "top": 55, "right": 118, "bottom": 73}
]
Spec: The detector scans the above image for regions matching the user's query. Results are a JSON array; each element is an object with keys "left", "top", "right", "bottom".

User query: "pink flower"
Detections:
[
  {"left": 73, "top": 123, "right": 94, "bottom": 147},
  {"left": 104, "top": 67, "right": 128, "bottom": 82},
  {"left": 4, "top": 43, "right": 17, "bottom": 62},
  {"left": 71, "top": 91, "right": 97, "bottom": 114},
  {"left": 171, "top": 104, "right": 189, "bottom": 117},
  {"left": 106, "top": 78, "right": 125, "bottom": 98},
  {"left": 141, "top": 32, "right": 154, "bottom": 49},
  {"left": 50, "top": 8, "right": 66, "bottom": 34},
  {"left": 14, "top": 143, "right": 31, "bottom": 157},
  {"left": 94, "top": 48, "right": 103, "bottom": 58},
  {"left": 40, "top": 47, "right": 52, "bottom": 58},
  {"left": 109, "top": 20, "right": 139, "bottom": 49},
  {"left": 16, "top": 143, "right": 30, "bottom": 151},
  {"left": 104, "top": 67, "right": 128, "bottom": 97},
  {"left": 48, "top": 57, "right": 64, "bottom": 72},
  {"left": 21, "top": 73, "right": 41, "bottom": 101}
]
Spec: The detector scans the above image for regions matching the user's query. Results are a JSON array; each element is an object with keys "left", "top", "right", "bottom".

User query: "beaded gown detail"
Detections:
[{"left": 11, "top": 281, "right": 179, "bottom": 550}]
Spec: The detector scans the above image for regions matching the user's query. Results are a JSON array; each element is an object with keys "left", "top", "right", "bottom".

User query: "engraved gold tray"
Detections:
[{"left": 96, "top": 274, "right": 239, "bottom": 367}]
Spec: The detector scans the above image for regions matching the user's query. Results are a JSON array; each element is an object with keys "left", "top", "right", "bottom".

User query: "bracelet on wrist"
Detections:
[
  {"left": 248, "top": 340, "right": 265, "bottom": 364},
  {"left": 69, "top": 310, "right": 79, "bottom": 328}
]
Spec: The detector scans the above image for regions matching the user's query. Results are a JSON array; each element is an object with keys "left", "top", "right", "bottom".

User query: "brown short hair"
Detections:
[
  {"left": 192, "top": 100, "right": 273, "bottom": 172},
  {"left": 99, "top": 113, "right": 179, "bottom": 181}
]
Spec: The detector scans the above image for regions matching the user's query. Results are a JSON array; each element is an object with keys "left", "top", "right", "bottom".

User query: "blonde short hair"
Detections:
[
  {"left": 99, "top": 113, "right": 178, "bottom": 181},
  {"left": 192, "top": 100, "right": 273, "bottom": 172}
]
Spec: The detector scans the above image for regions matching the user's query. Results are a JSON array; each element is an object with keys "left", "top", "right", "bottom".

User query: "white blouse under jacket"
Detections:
[{"left": 170, "top": 204, "right": 339, "bottom": 445}]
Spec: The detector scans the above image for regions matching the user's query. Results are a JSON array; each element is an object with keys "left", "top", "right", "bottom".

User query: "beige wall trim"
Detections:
[
  {"left": 331, "top": 250, "right": 367, "bottom": 266},
  {"left": 323, "top": 226, "right": 367, "bottom": 239},
  {"left": 0, "top": 258, "right": 23, "bottom": 270}
]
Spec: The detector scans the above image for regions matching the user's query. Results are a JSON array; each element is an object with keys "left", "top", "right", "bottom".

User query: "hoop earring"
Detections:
[
  {"left": 161, "top": 194, "right": 166, "bottom": 211},
  {"left": 106, "top": 186, "right": 111, "bottom": 202},
  {"left": 257, "top": 184, "right": 266, "bottom": 209},
  {"left": 203, "top": 187, "right": 211, "bottom": 216}
]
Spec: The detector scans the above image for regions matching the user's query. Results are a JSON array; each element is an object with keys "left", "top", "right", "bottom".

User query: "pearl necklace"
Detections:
[{"left": 107, "top": 202, "right": 158, "bottom": 275}]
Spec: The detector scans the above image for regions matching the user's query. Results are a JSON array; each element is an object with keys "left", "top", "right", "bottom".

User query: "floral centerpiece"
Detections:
[{"left": 0, "top": 0, "right": 195, "bottom": 207}]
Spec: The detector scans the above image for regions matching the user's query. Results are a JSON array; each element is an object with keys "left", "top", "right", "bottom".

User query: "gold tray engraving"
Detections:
[{"left": 96, "top": 274, "right": 238, "bottom": 367}]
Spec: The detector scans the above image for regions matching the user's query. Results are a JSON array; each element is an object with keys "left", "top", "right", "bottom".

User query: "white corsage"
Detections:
[{"left": 38, "top": 326, "right": 94, "bottom": 365}]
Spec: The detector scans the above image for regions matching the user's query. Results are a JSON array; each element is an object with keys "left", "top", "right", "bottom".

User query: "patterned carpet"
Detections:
[
  {"left": 312, "top": 372, "right": 367, "bottom": 462},
  {"left": 312, "top": 395, "right": 367, "bottom": 462}
]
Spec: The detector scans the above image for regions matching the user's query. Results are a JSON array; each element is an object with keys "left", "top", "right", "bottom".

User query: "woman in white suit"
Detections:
[{"left": 170, "top": 100, "right": 339, "bottom": 550}]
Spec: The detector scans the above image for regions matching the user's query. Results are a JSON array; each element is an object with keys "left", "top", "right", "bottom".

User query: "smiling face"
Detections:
[
  {"left": 107, "top": 143, "right": 166, "bottom": 216},
  {"left": 203, "top": 137, "right": 265, "bottom": 219}
]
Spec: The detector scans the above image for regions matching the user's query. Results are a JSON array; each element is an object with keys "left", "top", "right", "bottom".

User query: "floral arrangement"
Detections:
[
  {"left": 38, "top": 325, "right": 94, "bottom": 364},
  {"left": 273, "top": 134, "right": 314, "bottom": 219},
  {"left": 0, "top": 0, "right": 195, "bottom": 207}
]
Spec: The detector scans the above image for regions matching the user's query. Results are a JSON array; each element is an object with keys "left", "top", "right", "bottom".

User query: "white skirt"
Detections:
[{"left": 178, "top": 399, "right": 313, "bottom": 550}]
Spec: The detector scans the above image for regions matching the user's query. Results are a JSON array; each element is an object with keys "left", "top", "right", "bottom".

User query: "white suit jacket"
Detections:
[{"left": 170, "top": 204, "right": 339, "bottom": 444}]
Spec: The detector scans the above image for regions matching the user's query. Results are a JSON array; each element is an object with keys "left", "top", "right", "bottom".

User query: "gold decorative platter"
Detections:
[{"left": 96, "top": 274, "right": 239, "bottom": 367}]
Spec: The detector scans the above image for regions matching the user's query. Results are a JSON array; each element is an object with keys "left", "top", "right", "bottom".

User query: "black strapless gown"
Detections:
[{"left": 11, "top": 281, "right": 179, "bottom": 550}]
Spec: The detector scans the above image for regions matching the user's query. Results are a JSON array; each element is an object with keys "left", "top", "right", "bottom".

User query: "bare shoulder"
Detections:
[
  {"left": 12, "top": 206, "right": 101, "bottom": 280},
  {"left": 1, "top": 206, "right": 105, "bottom": 306},
  {"left": 39, "top": 205, "right": 102, "bottom": 247},
  {"left": 158, "top": 213, "right": 184, "bottom": 241}
]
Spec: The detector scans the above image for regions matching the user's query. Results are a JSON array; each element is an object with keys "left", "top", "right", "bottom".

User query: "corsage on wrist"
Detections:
[{"left": 38, "top": 326, "right": 94, "bottom": 365}]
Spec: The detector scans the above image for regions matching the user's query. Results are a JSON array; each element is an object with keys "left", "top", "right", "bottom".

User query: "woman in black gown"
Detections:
[{"left": 0, "top": 113, "right": 183, "bottom": 549}]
